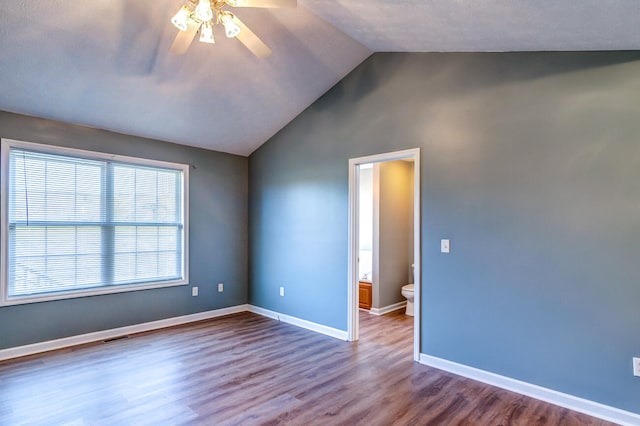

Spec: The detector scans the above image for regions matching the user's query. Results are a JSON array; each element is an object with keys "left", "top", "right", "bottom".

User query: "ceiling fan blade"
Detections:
[
  {"left": 228, "top": 0, "right": 296, "bottom": 8},
  {"left": 169, "top": 20, "right": 201, "bottom": 55},
  {"left": 233, "top": 15, "right": 272, "bottom": 58}
]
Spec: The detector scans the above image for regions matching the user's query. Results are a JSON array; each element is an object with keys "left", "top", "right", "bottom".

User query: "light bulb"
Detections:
[
  {"left": 221, "top": 14, "right": 241, "bottom": 38},
  {"left": 195, "top": 0, "right": 214, "bottom": 22},
  {"left": 199, "top": 21, "right": 215, "bottom": 44},
  {"left": 171, "top": 6, "right": 191, "bottom": 31}
]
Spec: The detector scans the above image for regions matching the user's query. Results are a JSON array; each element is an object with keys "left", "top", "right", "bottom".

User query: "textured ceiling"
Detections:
[
  {"left": 0, "top": 0, "right": 370, "bottom": 155},
  {"left": 302, "top": 0, "right": 640, "bottom": 52},
  {"left": 0, "top": 1, "right": 639, "bottom": 155}
]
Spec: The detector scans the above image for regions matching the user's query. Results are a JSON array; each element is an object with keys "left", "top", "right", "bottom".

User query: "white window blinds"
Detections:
[{"left": 3, "top": 141, "right": 187, "bottom": 302}]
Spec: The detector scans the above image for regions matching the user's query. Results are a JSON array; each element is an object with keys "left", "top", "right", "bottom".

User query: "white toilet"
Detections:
[{"left": 401, "top": 284, "right": 414, "bottom": 316}]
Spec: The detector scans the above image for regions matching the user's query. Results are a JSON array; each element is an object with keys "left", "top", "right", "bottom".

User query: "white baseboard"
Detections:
[
  {"left": 369, "top": 301, "right": 406, "bottom": 316},
  {"left": 248, "top": 305, "right": 348, "bottom": 341},
  {"left": 420, "top": 354, "right": 640, "bottom": 426},
  {"left": 0, "top": 304, "right": 249, "bottom": 362},
  {"left": 0, "top": 304, "right": 349, "bottom": 362},
  {"left": 4, "top": 306, "right": 635, "bottom": 425}
]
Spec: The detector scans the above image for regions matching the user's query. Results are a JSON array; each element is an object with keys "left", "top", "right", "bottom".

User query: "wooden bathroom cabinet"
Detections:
[{"left": 359, "top": 281, "right": 372, "bottom": 310}]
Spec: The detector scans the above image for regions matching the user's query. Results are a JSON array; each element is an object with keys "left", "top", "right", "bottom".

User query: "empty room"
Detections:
[{"left": 0, "top": 1, "right": 639, "bottom": 424}]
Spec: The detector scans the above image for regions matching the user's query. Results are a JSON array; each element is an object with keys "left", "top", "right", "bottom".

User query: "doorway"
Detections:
[{"left": 347, "top": 148, "right": 421, "bottom": 361}]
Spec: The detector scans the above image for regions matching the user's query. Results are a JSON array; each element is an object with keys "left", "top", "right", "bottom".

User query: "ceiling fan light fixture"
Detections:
[
  {"left": 199, "top": 21, "right": 216, "bottom": 44},
  {"left": 169, "top": 0, "right": 296, "bottom": 56},
  {"left": 195, "top": 0, "right": 214, "bottom": 22},
  {"left": 221, "top": 13, "right": 241, "bottom": 38},
  {"left": 171, "top": 6, "right": 191, "bottom": 31}
]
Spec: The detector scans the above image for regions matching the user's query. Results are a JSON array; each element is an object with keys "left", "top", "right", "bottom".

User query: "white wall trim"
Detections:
[
  {"left": 0, "top": 304, "right": 249, "bottom": 362},
  {"left": 369, "top": 301, "right": 406, "bottom": 316},
  {"left": 347, "top": 148, "right": 421, "bottom": 361},
  {"left": 0, "top": 304, "right": 350, "bottom": 362},
  {"left": 419, "top": 354, "right": 640, "bottom": 426},
  {"left": 248, "top": 305, "right": 348, "bottom": 341}
]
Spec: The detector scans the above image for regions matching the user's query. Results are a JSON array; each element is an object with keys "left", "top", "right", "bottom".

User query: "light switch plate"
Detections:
[
  {"left": 633, "top": 357, "right": 640, "bottom": 377},
  {"left": 279, "top": 287, "right": 285, "bottom": 297},
  {"left": 441, "top": 239, "right": 450, "bottom": 253},
  {"left": 217, "top": 283, "right": 224, "bottom": 293},
  {"left": 192, "top": 287, "right": 198, "bottom": 297}
]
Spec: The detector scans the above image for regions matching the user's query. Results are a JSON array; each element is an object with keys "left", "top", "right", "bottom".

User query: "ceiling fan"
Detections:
[{"left": 169, "top": 0, "right": 296, "bottom": 58}]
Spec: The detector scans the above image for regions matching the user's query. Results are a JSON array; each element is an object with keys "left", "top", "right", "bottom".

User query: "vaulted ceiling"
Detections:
[{"left": 0, "top": 1, "right": 639, "bottom": 155}]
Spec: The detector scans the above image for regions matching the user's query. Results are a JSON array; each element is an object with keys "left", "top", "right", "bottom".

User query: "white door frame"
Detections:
[{"left": 347, "top": 148, "right": 421, "bottom": 361}]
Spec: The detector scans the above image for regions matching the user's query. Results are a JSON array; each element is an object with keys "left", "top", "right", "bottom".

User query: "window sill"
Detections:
[{"left": 1, "top": 279, "right": 189, "bottom": 306}]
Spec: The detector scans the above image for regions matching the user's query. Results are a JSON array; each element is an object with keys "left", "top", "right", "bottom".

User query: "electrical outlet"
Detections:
[
  {"left": 633, "top": 357, "right": 640, "bottom": 377},
  {"left": 192, "top": 287, "right": 198, "bottom": 297},
  {"left": 279, "top": 287, "right": 284, "bottom": 297},
  {"left": 217, "top": 283, "right": 224, "bottom": 293}
]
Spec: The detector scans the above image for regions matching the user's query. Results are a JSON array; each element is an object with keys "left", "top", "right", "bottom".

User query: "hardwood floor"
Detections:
[{"left": 0, "top": 310, "right": 614, "bottom": 425}]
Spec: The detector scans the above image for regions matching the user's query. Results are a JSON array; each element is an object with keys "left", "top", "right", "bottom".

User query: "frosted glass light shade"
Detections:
[
  {"left": 171, "top": 6, "right": 191, "bottom": 31},
  {"left": 199, "top": 22, "right": 215, "bottom": 44},
  {"left": 221, "top": 14, "right": 241, "bottom": 38},
  {"left": 195, "top": 0, "right": 214, "bottom": 22}
]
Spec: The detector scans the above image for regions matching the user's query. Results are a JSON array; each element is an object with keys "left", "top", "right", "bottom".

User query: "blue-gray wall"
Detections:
[
  {"left": 249, "top": 52, "right": 640, "bottom": 414},
  {"left": 0, "top": 111, "right": 248, "bottom": 349}
]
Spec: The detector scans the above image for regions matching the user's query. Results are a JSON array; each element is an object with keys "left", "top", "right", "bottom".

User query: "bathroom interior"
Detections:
[{"left": 358, "top": 159, "right": 415, "bottom": 318}]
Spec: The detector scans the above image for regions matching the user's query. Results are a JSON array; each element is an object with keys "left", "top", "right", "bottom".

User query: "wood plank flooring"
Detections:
[{"left": 0, "top": 310, "right": 615, "bottom": 425}]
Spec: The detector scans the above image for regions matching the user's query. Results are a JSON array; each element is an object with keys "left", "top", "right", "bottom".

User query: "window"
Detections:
[{"left": 1, "top": 139, "right": 189, "bottom": 305}]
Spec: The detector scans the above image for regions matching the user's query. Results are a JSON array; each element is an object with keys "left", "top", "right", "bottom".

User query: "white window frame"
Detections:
[{"left": 0, "top": 138, "right": 190, "bottom": 306}]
